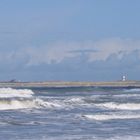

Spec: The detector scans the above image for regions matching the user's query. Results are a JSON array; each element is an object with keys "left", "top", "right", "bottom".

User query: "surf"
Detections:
[
  {"left": 0, "top": 88, "right": 66, "bottom": 110},
  {"left": 95, "top": 102, "right": 140, "bottom": 110},
  {"left": 0, "top": 88, "right": 34, "bottom": 98},
  {"left": 82, "top": 114, "right": 140, "bottom": 121},
  {"left": 124, "top": 88, "right": 140, "bottom": 92}
]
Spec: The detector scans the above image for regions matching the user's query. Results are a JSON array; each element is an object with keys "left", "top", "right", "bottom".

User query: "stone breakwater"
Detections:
[{"left": 0, "top": 81, "right": 140, "bottom": 88}]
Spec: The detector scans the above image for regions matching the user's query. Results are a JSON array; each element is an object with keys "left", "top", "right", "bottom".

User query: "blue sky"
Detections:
[{"left": 0, "top": 0, "right": 140, "bottom": 81}]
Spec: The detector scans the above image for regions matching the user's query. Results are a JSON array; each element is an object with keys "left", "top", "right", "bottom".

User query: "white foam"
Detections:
[
  {"left": 110, "top": 136, "right": 140, "bottom": 140},
  {"left": 0, "top": 87, "right": 64, "bottom": 110},
  {"left": 35, "top": 99, "right": 62, "bottom": 108},
  {"left": 100, "top": 136, "right": 140, "bottom": 140},
  {"left": 40, "top": 135, "right": 140, "bottom": 140},
  {"left": 0, "top": 98, "right": 64, "bottom": 110},
  {"left": 96, "top": 102, "right": 140, "bottom": 110},
  {"left": 0, "top": 100, "right": 34, "bottom": 110},
  {"left": 83, "top": 114, "right": 140, "bottom": 121},
  {"left": 64, "top": 97, "right": 84, "bottom": 104},
  {"left": 113, "top": 94, "right": 140, "bottom": 97},
  {"left": 0, "top": 88, "right": 34, "bottom": 98},
  {"left": 124, "top": 88, "right": 140, "bottom": 92}
]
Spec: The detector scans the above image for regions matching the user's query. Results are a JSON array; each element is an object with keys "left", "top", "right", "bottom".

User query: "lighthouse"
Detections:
[{"left": 122, "top": 75, "right": 126, "bottom": 82}]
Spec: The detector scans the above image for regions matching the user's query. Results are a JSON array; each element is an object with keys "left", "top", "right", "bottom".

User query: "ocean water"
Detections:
[{"left": 0, "top": 86, "right": 140, "bottom": 140}]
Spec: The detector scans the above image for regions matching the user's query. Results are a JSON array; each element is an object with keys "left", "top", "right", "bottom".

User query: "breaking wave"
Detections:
[
  {"left": 64, "top": 97, "right": 84, "bottom": 104},
  {"left": 62, "top": 96, "right": 140, "bottom": 110},
  {"left": 0, "top": 88, "right": 34, "bottom": 98},
  {"left": 124, "top": 88, "right": 140, "bottom": 92},
  {"left": 0, "top": 88, "right": 58, "bottom": 110},
  {"left": 1, "top": 88, "right": 140, "bottom": 111},
  {"left": 82, "top": 114, "right": 140, "bottom": 121},
  {"left": 0, "top": 99, "right": 44, "bottom": 110},
  {"left": 95, "top": 102, "right": 140, "bottom": 110},
  {"left": 0, "top": 99, "right": 63, "bottom": 110},
  {"left": 112, "top": 94, "right": 140, "bottom": 98}
]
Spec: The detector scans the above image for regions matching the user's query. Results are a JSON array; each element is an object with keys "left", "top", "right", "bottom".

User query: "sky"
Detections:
[{"left": 0, "top": 0, "right": 140, "bottom": 81}]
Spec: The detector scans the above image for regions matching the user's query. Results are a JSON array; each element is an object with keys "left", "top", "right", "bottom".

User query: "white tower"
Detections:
[{"left": 122, "top": 75, "right": 126, "bottom": 81}]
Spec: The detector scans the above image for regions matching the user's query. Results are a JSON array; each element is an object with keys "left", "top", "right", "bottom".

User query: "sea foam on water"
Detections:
[
  {"left": 83, "top": 114, "right": 140, "bottom": 121},
  {"left": 0, "top": 88, "right": 63, "bottom": 110},
  {"left": 0, "top": 88, "right": 34, "bottom": 98},
  {"left": 95, "top": 102, "right": 140, "bottom": 110}
]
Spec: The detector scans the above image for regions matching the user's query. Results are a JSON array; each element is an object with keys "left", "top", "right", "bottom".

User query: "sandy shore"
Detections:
[{"left": 0, "top": 81, "right": 140, "bottom": 88}]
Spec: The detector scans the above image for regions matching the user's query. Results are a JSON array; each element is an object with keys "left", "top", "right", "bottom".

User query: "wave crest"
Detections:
[
  {"left": 124, "top": 88, "right": 140, "bottom": 92},
  {"left": 95, "top": 102, "right": 140, "bottom": 110},
  {"left": 82, "top": 114, "right": 140, "bottom": 121},
  {"left": 0, "top": 88, "right": 34, "bottom": 98}
]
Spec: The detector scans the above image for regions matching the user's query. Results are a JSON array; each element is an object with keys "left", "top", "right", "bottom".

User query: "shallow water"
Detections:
[{"left": 0, "top": 87, "right": 140, "bottom": 140}]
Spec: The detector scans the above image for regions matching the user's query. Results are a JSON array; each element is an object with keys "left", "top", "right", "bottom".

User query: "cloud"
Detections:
[
  {"left": 18, "top": 38, "right": 140, "bottom": 66},
  {"left": 0, "top": 38, "right": 140, "bottom": 70},
  {"left": 23, "top": 41, "right": 97, "bottom": 65},
  {"left": 1, "top": 38, "right": 140, "bottom": 67},
  {"left": 1, "top": 38, "right": 140, "bottom": 81}
]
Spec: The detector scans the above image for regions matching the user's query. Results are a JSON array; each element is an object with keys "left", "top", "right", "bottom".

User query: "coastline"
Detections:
[{"left": 0, "top": 81, "right": 140, "bottom": 88}]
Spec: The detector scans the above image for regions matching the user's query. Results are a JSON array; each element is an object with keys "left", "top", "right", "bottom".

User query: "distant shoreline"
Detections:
[{"left": 0, "top": 81, "right": 140, "bottom": 88}]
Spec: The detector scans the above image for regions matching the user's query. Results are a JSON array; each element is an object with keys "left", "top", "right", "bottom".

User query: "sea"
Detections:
[{"left": 0, "top": 86, "right": 140, "bottom": 140}]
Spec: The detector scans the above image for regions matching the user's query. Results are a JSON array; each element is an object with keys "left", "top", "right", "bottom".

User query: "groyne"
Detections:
[{"left": 0, "top": 81, "right": 140, "bottom": 88}]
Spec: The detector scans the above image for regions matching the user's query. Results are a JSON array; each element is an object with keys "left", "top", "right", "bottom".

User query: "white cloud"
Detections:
[
  {"left": 1, "top": 38, "right": 140, "bottom": 66},
  {"left": 1, "top": 38, "right": 140, "bottom": 81},
  {"left": 88, "top": 38, "right": 140, "bottom": 61},
  {"left": 23, "top": 38, "right": 140, "bottom": 66},
  {"left": 24, "top": 41, "right": 96, "bottom": 65}
]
